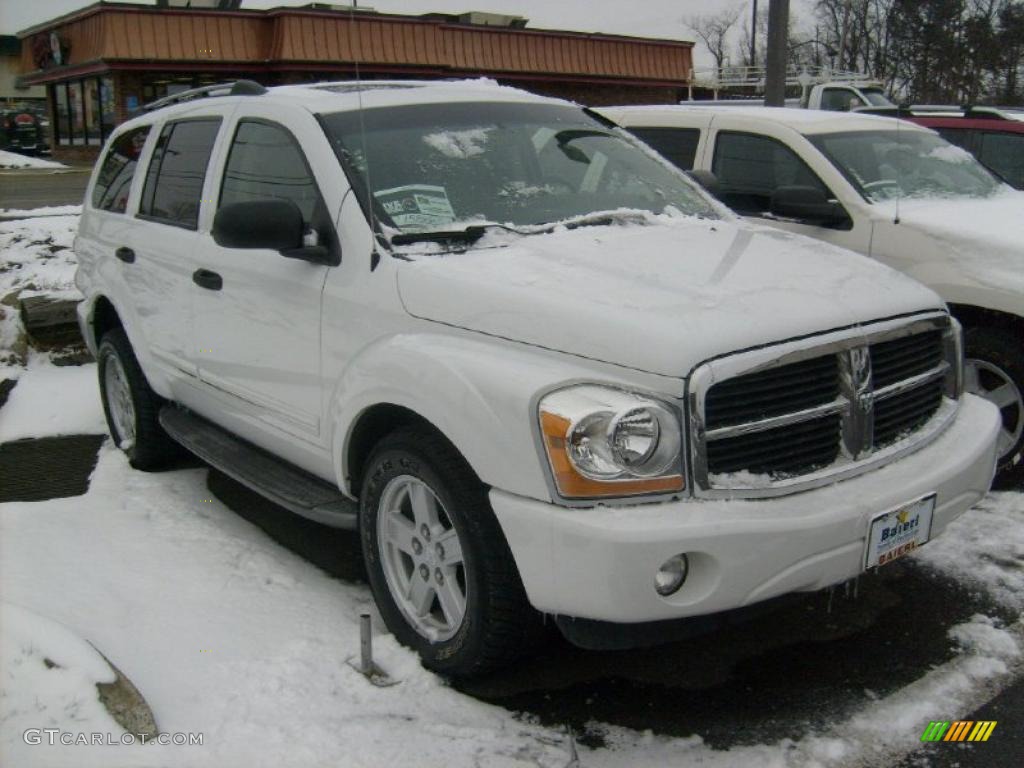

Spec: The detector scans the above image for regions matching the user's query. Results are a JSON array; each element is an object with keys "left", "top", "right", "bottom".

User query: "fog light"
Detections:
[{"left": 654, "top": 554, "right": 689, "bottom": 596}]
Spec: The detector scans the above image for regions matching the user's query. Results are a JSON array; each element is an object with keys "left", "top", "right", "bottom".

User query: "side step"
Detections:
[{"left": 159, "top": 406, "right": 358, "bottom": 529}]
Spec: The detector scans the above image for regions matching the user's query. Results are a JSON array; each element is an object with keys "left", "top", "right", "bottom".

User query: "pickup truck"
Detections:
[
  {"left": 603, "top": 105, "right": 1024, "bottom": 488},
  {"left": 75, "top": 80, "right": 1000, "bottom": 676}
]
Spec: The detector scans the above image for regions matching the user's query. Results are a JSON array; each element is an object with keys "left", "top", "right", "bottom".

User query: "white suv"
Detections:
[
  {"left": 75, "top": 80, "right": 1000, "bottom": 676},
  {"left": 601, "top": 105, "right": 1024, "bottom": 487}
]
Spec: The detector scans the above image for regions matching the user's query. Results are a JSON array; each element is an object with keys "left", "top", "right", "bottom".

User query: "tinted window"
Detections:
[
  {"left": 935, "top": 127, "right": 976, "bottom": 153},
  {"left": 92, "top": 126, "right": 150, "bottom": 213},
  {"left": 219, "top": 121, "right": 319, "bottom": 222},
  {"left": 820, "top": 88, "right": 863, "bottom": 112},
  {"left": 627, "top": 127, "right": 700, "bottom": 170},
  {"left": 979, "top": 132, "right": 1024, "bottom": 189},
  {"left": 712, "top": 132, "right": 830, "bottom": 214},
  {"left": 139, "top": 119, "right": 221, "bottom": 229}
]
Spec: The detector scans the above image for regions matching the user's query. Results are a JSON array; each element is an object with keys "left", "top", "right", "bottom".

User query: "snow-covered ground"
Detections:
[
  {"left": 1, "top": 206, "right": 1023, "bottom": 767},
  {"left": 0, "top": 150, "right": 67, "bottom": 171},
  {"left": 0, "top": 366, "right": 1022, "bottom": 768}
]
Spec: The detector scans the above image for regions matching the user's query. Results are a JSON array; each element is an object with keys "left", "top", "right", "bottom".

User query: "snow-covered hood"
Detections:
[
  {"left": 396, "top": 218, "right": 943, "bottom": 378},
  {"left": 877, "top": 195, "right": 1023, "bottom": 272},
  {"left": 869, "top": 194, "right": 1024, "bottom": 315}
]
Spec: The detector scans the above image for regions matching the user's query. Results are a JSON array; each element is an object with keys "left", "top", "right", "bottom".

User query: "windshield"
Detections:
[
  {"left": 810, "top": 129, "right": 1003, "bottom": 202},
  {"left": 320, "top": 102, "right": 717, "bottom": 234},
  {"left": 860, "top": 88, "right": 893, "bottom": 107}
]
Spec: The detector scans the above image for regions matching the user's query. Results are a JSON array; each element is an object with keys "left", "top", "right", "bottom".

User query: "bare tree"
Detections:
[{"left": 685, "top": 5, "right": 744, "bottom": 70}]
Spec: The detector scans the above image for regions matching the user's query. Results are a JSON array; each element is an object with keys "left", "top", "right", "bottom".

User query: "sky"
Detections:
[{"left": 0, "top": 0, "right": 815, "bottom": 68}]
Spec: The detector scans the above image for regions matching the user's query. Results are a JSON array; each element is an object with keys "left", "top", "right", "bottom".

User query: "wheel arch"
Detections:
[{"left": 949, "top": 303, "right": 1024, "bottom": 339}]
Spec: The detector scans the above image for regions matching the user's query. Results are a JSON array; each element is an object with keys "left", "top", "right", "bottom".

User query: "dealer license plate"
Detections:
[{"left": 864, "top": 494, "right": 935, "bottom": 569}]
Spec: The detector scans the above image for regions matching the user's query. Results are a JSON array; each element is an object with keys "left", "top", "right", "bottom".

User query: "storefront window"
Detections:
[
  {"left": 84, "top": 78, "right": 101, "bottom": 145},
  {"left": 100, "top": 77, "right": 116, "bottom": 138},
  {"left": 54, "top": 83, "right": 70, "bottom": 146},
  {"left": 69, "top": 80, "right": 85, "bottom": 146}
]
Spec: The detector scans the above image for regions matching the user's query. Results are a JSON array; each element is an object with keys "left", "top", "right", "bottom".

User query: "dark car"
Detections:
[{"left": 1, "top": 109, "right": 47, "bottom": 155}]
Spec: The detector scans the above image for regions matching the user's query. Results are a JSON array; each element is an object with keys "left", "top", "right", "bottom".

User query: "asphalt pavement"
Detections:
[{"left": 0, "top": 166, "right": 90, "bottom": 210}]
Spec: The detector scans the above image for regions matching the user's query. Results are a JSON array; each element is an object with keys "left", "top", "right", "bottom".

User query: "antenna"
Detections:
[
  {"left": 894, "top": 101, "right": 902, "bottom": 225},
  {"left": 349, "top": 1, "right": 380, "bottom": 266}
]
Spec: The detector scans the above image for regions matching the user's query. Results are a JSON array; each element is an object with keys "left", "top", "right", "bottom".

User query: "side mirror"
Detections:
[
  {"left": 213, "top": 200, "right": 304, "bottom": 250},
  {"left": 212, "top": 200, "right": 334, "bottom": 265},
  {"left": 686, "top": 169, "right": 722, "bottom": 199},
  {"left": 770, "top": 185, "right": 850, "bottom": 228}
]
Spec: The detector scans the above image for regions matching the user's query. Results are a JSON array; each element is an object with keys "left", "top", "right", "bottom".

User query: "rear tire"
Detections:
[
  {"left": 964, "top": 325, "right": 1024, "bottom": 489},
  {"left": 97, "top": 328, "right": 180, "bottom": 470},
  {"left": 359, "top": 426, "right": 539, "bottom": 676}
]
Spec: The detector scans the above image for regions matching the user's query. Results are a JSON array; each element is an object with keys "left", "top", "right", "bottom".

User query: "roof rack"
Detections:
[
  {"left": 855, "top": 104, "right": 1016, "bottom": 120},
  {"left": 141, "top": 79, "right": 267, "bottom": 113}
]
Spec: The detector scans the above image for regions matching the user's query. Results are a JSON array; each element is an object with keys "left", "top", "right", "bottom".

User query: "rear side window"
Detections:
[
  {"left": 978, "top": 132, "right": 1024, "bottom": 189},
  {"left": 139, "top": 118, "right": 221, "bottom": 229},
  {"left": 92, "top": 126, "right": 150, "bottom": 213},
  {"left": 219, "top": 120, "right": 319, "bottom": 223},
  {"left": 627, "top": 127, "right": 700, "bottom": 171},
  {"left": 820, "top": 88, "right": 863, "bottom": 112},
  {"left": 712, "top": 132, "right": 831, "bottom": 215}
]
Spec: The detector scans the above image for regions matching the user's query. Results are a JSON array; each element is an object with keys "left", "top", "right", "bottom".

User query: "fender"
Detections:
[{"left": 327, "top": 330, "right": 681, "bottom": 502}]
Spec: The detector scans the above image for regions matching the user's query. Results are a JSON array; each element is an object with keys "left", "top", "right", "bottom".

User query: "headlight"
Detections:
[{"left": 538, "top": 385, "right": 684, "bottom": 499}]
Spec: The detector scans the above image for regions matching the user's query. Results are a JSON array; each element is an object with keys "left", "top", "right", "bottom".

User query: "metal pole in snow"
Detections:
[{"left": 360, "top": 613, "right": 372, "bottom": 675}]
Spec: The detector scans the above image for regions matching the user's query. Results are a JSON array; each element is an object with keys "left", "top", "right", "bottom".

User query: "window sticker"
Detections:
[{"left": 375, "top": 184, "right": 456, "bottom": 231}]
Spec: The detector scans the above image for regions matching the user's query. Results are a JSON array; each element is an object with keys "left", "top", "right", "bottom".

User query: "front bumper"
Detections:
[{"left": 490, "top": 394, "right": 1000, "bottom": 624}]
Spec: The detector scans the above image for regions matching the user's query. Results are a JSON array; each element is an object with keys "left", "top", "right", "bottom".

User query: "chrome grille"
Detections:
[{"left": 689, "top": 314, "right": 960, "bottom": 497}]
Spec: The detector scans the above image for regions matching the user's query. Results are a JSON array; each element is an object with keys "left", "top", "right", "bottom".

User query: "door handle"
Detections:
[
  {"left": 115, "top": 247, "right": 135, "bottom": 264},
  {"left": 192, "top": 268, "right": 223, "bottom": 291}
]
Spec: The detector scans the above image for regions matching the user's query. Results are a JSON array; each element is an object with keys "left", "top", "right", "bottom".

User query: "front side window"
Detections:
[
  {"left": 627, "top": 127, "right": 701, "bottom": 171},
  {"left": 219, "top": 120, "right": 320, "bottom": 222},
  {"left": 712, "top": 132, "right": 831, "bottom": 214},
  {"left": 92, "top": 126, "right": 150, "bottom": 213},
  {"left": 139, "top": 118, "right": 221, "bottom": 229},
  {"left": 809, "top": 130, "right": 1003, "bottom": 202},
  {"left": 320, "top": 102, "right": 716, "bottom": 234}
]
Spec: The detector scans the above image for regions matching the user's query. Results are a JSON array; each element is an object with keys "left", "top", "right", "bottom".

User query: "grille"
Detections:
[
  {"left": 874, "top": 379, "right": 945, "bottom": 448},
  {"left": 704, "top": 355, "right": 839, "bottom": 428},
  {"left": 871, "top": 330, "right": 944, "bottom": 388},
  {"left": 698, "top": 320, "right": 953, "bottom": 487}
]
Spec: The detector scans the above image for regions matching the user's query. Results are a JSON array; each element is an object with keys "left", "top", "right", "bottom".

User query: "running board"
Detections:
[{"left": 159, "top": 406, "right": 357, "bottom": 529}]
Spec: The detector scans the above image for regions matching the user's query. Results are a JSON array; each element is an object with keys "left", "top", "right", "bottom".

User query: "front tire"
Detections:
[
  {"left": 359, "top": 427, "right": 538, "bottom": 676},
  {"left": 964, "top": 325, "right": 1024, "bottom": 489},
  {"left": 97, "top": 328, "right": 179, "bottom": 470}
]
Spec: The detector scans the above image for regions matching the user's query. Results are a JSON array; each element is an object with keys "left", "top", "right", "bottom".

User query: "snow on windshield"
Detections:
[
  {"left": 322, "top": 102, "right": 717, "bottom": 234},
  {"left": 811, "top": 130, "right": 1003, "bottom": 202},
  {"left": 422, "top": 128, "right": 492, "bottom": 159}
]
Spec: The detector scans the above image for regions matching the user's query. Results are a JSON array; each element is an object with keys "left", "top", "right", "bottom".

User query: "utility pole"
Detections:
[
  {"left": 764, "top": 0, "right": 789, "bottom": 106},
  {"left": 750, "top": 0, "right": 758, "bottom": 66}
]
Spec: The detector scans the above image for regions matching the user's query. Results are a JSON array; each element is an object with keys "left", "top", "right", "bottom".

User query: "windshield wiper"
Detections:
[{"left": 389, "top": 222, "right": 528, "bottom": 246}]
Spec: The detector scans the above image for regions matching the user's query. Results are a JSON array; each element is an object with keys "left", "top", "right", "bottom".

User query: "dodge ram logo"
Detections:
[{"left": 840, "top": 346, "right": 875, "bottom": 459}]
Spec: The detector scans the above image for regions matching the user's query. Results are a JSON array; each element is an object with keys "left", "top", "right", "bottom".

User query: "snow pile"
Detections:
[
  {"left": 1, "top": 205, "right": 83, "bottom": 217},
  {"left": 0, "top": 209, "right": 82, "bottom": 373},
  {"left": 0, "top": 211, "right": 80, "bottom": 301},
  {"left": 913, "top": 492, "right": 1024, "bottom": 609},
  {"left": 0, "top": 603, "right": 123, "bottom": 740},
  {"left": 0, "top": 445, "right": 571, "bottom": 768},
  {"left": 0, "top": 150, "right": 67, "bottom": 170},
  {"left": 0, "top": 359, "right": 105, "bottom": 441}
]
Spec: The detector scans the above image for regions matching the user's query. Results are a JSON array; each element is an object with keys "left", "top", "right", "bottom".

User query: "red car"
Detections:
[{"left": 861, "top": 106, "right": 1024, "bottom": 189}]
